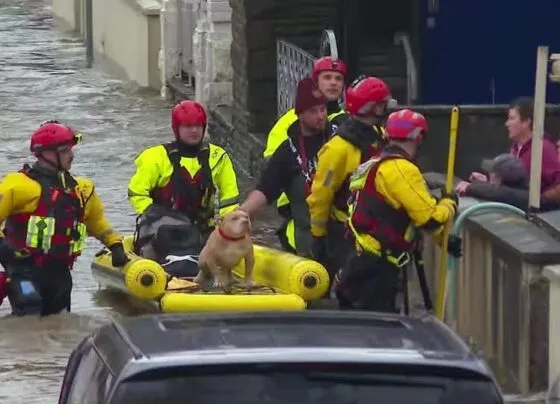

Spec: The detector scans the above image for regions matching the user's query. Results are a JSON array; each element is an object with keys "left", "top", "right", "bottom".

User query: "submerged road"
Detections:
[{"left": 0, "top": 1, "right": 280, "bottom": 401}]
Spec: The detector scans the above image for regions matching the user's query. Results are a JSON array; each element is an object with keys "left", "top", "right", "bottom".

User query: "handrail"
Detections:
[
  {"left": 319, "top": 29, "right": 339, "bottom": 61},
  {"left": 393, "top": 32, "right": 418, "bottom": 104}
]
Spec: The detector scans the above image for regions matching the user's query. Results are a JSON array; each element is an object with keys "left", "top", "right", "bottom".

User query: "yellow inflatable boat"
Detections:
[{"left": 91, "top": 235, "right": 329, "bottom": 313}]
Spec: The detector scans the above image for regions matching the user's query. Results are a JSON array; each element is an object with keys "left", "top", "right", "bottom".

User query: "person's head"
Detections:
[
  {"left": 30, "top": 121, "right": 81, "bottom": 171},
  {"left": 294, "top": 77, "right": 328, "bottom": 134},
  {"left": 481, "top": 154, "right": 528, "bottom": 188},
  {"left": 345, "top": 76, "right": 394, "bottom": 126},
  {"left": 312, "top": 56, "right": 347, "bottom": 102},
  {"left": 506, "top": 97, "right": 534, "bottom": 143},
  {"left": 385, "top": 109, "right": 428, "bottom": 159},
  {"left": 171, "top": 100, "right": 207, "bottom": 145}
]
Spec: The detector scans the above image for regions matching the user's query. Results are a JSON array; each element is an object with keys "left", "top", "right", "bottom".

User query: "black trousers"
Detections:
[
  {"left": 325, "top": 220, "right": 354, "bottom": 284},
  {"left": 7, "top": 263, "right": 72, "bottom": 317},
  {"left": 336, "top": 252, "right": 400, "bottom": 313}
]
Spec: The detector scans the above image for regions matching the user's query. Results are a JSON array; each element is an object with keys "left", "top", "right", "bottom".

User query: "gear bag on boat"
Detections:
[{"left": 133, "top": 205, "right": 203, "bottom": 277}]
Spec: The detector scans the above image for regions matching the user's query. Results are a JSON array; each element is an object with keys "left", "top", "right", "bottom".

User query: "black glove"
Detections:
[
  {"left": 110, "top": 243, "right": 130, "bottom": 267},
  {"left": 447, "top": 235, "right": 462, "bottom": 258},
  {"left": 440, "top": 188, "right": 459, "bottom": 206},
  {"left": 0, "top": 238, "right": 17, "bottom": 266},
  {"left": 311, "top": 236, "right": 327, "bottom": 264}
]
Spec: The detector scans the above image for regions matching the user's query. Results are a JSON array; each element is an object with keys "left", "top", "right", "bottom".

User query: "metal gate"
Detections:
[{"left": 276, "top": 30, "right": 340, "bottom": 117}]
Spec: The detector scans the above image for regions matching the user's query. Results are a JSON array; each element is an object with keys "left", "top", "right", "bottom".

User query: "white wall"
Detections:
[
  {"left": 194, "top": 0, "right": 233, "bottom": 106},
  {"left": 92, "top": 0, "right": 161, "bottom": 89},
  {"left": 52, "top": 0, "right": 162, "bottom": 90},
  {"left": 52, "top": 0, "right": 81, "bottom": 31},
  {"left": 52, "top": 0, "right": 235, "bottom": 99},
  {"left": 160, "top": 0, "right": 233, "bottom": 106}
]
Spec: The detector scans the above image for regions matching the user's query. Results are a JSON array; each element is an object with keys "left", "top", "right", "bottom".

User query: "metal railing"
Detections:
[
  {"left": 276, "top": 29, "right": 417, "bottom": 115},
  {"left": 276, "top": 29, "right": 341, "bottom": 117},
  {"left": 394, "top": 32, "right": 418, "bottom": 104},
  {"left": 276, "top": 40, "right": 316, "bottom": 117}
]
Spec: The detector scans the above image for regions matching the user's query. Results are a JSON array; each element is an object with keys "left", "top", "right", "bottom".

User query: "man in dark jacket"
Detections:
[
  {"left": 240, "top": 78, "right": 331, "bottom": 256},
  {"left": 456, "top": 154, "right": 559, "bottom": 211}
]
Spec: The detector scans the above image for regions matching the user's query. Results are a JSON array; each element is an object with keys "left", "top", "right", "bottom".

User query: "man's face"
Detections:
[
  {"left": 316, "top": 71, "right": 344, "bottom": 102},
  {"left": 43, "top": 146, "right": 74, "bottom": 170},
  {"left": 373, "top": 102, "right": 388, "bottom": 117},
  {"left": 178, "top": 125, "right": 204, "bottom": 145},
  {"left": 505, "top": 107, "right": 531, "bottom": 142},
  {"left": 299, "top": 104, "right": 328, "bottom": 133}
]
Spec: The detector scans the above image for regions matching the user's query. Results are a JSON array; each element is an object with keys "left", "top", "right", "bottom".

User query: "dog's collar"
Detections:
[{"left": 218, "top": 227, "right": 246, "bottom": 241}]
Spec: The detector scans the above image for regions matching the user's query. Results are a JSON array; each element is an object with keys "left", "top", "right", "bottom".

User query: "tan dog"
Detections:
[{"left": 194, "top": 210, "right": 255, "bottom": 289}]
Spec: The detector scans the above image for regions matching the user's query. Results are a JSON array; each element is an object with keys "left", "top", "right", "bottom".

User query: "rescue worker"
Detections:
[
  {"left": 307, "top": 75, "right": 391, "bottom": 281},
  {"left": 337, "top": 109, "right": 462, "bottom": 312},
  {"left": 265, "top": 56, "right": 348, "bottom": 159},
  {"left": 0, "top": 121, "right": 128, "bottom": 316},
  {"left": 240, "top": 78, "right": 331, "bottom": 255},
  {"left": 127, "top": 100, "right": 240, "bottom": 238},
  {"left": 263, "top": 57, "right": 348, "bottom": 228}
]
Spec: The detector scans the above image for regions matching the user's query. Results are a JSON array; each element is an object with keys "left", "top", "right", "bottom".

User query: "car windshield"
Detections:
[{"left": 110, "top": 363, "right": 503, "bottom": 404}]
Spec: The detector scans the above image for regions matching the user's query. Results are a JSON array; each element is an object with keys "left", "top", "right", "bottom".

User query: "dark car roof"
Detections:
[
  {"left": 91, "top": 311, "right": 492, "bottom": 379},
  {"left": 120, "top": 311, "right": 469, "bottom": 353}
]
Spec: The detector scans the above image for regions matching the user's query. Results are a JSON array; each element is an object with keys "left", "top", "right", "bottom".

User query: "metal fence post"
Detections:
[{"left": 85, "top": 0, "right": 93, "bottom": 68}]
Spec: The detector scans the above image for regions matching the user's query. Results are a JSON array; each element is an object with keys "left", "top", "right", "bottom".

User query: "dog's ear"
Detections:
[{"left": 215, "top": 216, "right": 224, "bottom": 226}]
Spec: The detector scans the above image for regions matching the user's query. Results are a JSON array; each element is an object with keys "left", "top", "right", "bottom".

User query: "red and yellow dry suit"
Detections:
[
  {"left": 307, "top": 119, "right": 386, "bottom": 237},
  {"left": 0, "top": 165, "right": 122, "bottom": 269},
  {"left": 347, "top": 146, "right": 457, "bottom": 264},
  {"left": 127, "top": 142, "right": 239, "bottom": 224}
]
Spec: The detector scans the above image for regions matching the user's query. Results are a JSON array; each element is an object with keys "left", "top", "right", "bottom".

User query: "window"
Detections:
[
  {"left": 66, "top": 347, "right": 108, "bottom": 404},
  {"left": 110, "top": 363, "right": 504, "bottom": 404}
]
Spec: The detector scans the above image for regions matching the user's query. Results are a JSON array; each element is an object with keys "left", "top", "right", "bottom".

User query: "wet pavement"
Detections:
[{"left": 0, "top": 1, "right": 280, "bottom": 401}]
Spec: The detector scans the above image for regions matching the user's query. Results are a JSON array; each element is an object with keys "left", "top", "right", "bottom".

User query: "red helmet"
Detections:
[
  {"left": 345, "top": 76, "right": 392, "bottom": 116},
  {"left": 171, "top": 100, "right": 207, "bottom": 137},
  {"left": 30, "top": 121, "right": 82, "bottom": 155},
  {"left": 312, "top": 56, "right": 347, "bottom": 81},
  {"left": 385, "top": 109, "right": 428, "bottom": 142}
]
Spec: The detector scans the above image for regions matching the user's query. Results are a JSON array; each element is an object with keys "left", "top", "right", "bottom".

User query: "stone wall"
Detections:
[
  {"left": 208, "top": 104, "right": 560, "bottom": 183},
  {"left": 230, "top": 0, "right": 338, "bottom": 139},
  {"left": 414, "top": 105, "right": 560, "bottom": 179}
]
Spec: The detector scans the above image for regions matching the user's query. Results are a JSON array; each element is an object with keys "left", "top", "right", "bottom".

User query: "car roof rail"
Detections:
[
  {"left": 112, "top": 319, "right": 144, "bottom": 359},
  {"left": 154, "top": 311, "right": 418, "bottom": 329}
]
